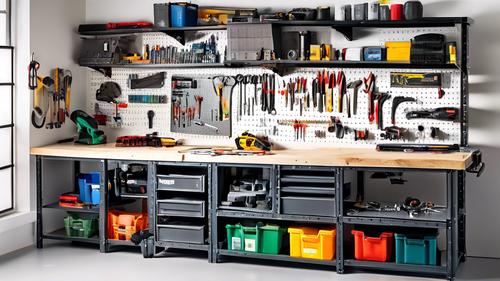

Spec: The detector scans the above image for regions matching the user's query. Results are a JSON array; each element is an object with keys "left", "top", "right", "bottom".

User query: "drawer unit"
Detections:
[
  {"left": 157, "top": 222, "right": 206, "bottom": 244},
  {"left": 157, "top": 174, "right": 205, "bottom": 192},
  {"left": 281, "top": 196, "right": 335, "bottom": 217},
  {"left": 157, "top": 198, "right": 205, "bottom": 218}
]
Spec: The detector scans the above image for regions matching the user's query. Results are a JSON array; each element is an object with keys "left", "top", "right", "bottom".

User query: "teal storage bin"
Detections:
[{"left": 395, "top": 233, "right": 437, "bottom": 265}]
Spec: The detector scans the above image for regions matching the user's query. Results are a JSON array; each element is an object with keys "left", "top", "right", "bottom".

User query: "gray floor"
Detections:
[{"left": 1, "top": 241, "right": 499, "bottom": 281}]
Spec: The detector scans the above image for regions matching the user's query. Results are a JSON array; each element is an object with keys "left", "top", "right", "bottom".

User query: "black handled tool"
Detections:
[
  {"left": 261, "top": 74, "right": 267, "bottom": 112},
  {"left": 406, "top": 107, "right": 458, "bottom": 121},
  {"left": 148, "top": 110, "right": 155, "bottom": 129}
]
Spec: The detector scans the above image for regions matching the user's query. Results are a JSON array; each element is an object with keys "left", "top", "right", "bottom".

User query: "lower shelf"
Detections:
[
  {"left": 107, "top": 239, "right": 140, "bottom": 247},
  {"left": 217, "top": 210, "right": 336, "bottom": 223},
  {"left": 344, "top": 260, "right": 447, "bottom": 275},
  {"left": 218, "top": 249, "right": 336, "bottom": 267},
  {"left": 155, "top": 241, "right": 209, "bottom": 251},
  {"left": 43, "top": 228, "right": 100, "bottom": 244}
]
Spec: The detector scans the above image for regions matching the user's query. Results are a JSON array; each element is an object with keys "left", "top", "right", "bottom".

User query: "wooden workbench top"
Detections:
[{"left": 30, "top": 142, "right": 472, "bottom": 170}]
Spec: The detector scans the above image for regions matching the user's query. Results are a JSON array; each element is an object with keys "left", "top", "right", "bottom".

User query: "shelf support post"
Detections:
[
  {"left": 99, "top": 159, "right": 109, "bottom": 253},
  {"left": 36, "top": 155, "right": 43, "bottom": 249}
]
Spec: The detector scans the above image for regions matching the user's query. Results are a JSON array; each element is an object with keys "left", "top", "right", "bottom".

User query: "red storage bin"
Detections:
[{"left": 352, "top": 230, "right": 393, "bottom": 262}]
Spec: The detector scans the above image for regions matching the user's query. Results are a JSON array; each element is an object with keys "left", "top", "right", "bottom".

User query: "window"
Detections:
[{"left": 0, "top": 0, "right": 12, "bottom": 214}]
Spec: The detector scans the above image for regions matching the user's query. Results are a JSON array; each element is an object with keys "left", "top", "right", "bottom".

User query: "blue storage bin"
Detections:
[
  {"left": 170, "top": 3, "right": 198, "bottom": 27},
  {"left": 395, "top": 233, "right": 438, "bottom": 265},
  {"left": 78, "top": 172, "right": 100, "bottom": 204}
]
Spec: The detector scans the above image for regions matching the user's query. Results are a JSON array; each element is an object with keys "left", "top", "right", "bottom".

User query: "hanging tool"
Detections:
[
  {"left": 31, "top": 76, "right": 52, "bottom": 129},
  {"left": 312, "top": 79, "right": 317, "bottom": 108},
  {"left": 268, "top": 74, "right": 276, "bottom": 115},
  {"left": 325, "top": 71, "right": 332, "bottom": 112},
  {"left": 363, "top": 72, "right": 375, "bottom": 123},
  {"left": 236, "top": 74, "right": 244, "bottom": 121},
  {"left": 261, "top": 74, "right": 268, "bottom": 112},
  {"left": 317, "top": 71, "right": 323, "bottom": 113},
  {"left": 211, "top": 75, "right": 237, "bottom": 123},
  {"left": 381, "top": 126, "right": 407, "bottom": 140},
  {"left": 243, "top": 75, "right": 251, "bottom": 115},
  {"left": 147, "top": 110, "right": 155, "bottom": 129},
  {"left": 194, "top": 120, "right": 219, "bottom": 133},
  {"left": 251, "top": 75, "right": 260, "bottom": 102},
  {"left": 406, "top": 107, "right": 458, "bottom": 121},
  {"left": 346, "top": 80, "right": 362, "bottom": 117},
  {"left": 337, "top": 71, "right": 345, "bottom": 114},
  {"left": 438, "top": 87, "right": 445, "bottom": 99},
  {"left": 391, "top": 96, "right": 417, "bottom": 125},
  {"left": 63, "top": 70, "right": 72, "bottom": 117},
  {"left": 290, "top": 78, "right": 295, "bottom": 111},
  {"left": 374, "top": 93, "right": 390, "bottom": 130},
  {"left": 195, "top": 95, "right": 203, "bottom": 119}
]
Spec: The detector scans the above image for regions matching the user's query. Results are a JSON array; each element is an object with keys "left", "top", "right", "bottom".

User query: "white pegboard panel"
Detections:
[{"left": 231, "top": 67, "right": 461, "bottom": 147}]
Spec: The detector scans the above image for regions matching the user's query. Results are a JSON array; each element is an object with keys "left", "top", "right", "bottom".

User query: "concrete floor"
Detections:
[{"left": 1, "top": 241, "right": 499, "bottom": 281}]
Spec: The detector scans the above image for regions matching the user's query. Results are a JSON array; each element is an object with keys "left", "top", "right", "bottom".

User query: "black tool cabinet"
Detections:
[{"left": 34, "top": 15, "right": 481, "bottom": 281}]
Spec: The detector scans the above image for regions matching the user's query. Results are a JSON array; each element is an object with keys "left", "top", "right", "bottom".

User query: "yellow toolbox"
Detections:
[
  {"left": 288, "top": 225, "right": 336, "bottom": 260},
  {"left": 385, "top": 42, "right": 411, "bottom": 62}
]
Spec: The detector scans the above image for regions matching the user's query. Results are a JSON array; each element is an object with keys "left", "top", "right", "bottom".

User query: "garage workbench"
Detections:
[{"left": 31, "top": 142, "right": 478, "bottom": 280}]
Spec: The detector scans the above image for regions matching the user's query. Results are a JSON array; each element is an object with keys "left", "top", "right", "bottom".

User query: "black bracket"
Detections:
[
  {"left": 159, "top": 30, "right": 186, "bottom": 45},
  {"left": 88, "top": 66, "right": 112, "bottom": 78},
  {"left": 333, "top": 26, "right": 353, "bottom": 41},
  {"left": 466, "top": 150, "right": 485, "bottom": 177}
]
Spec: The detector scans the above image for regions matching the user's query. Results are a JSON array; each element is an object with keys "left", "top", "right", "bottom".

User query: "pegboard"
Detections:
[
  {"left": 87, "top": 26, "right": 464, "bottom": 147},
  {"left": 231, "top": 68, "right": 461, "bottom": 147}
]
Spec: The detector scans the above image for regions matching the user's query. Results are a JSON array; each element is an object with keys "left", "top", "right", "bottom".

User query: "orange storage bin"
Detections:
[
  {"left": 352, "top": 230, "right": 393, "bottom": 262},
  {"left": 108, "top": 210, "right": 148, "bottom": 241},
  {"left": 288, "top": 225, "right": 336, "bottom": 260}
]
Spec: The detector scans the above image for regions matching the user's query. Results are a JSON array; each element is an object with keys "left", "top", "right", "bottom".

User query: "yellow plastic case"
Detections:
[
  {"left": 288, "top": 225, "right": 336, "bottom": 260},
  {"left": 385, "top": 42, "right": 411, "bottom": 62}
]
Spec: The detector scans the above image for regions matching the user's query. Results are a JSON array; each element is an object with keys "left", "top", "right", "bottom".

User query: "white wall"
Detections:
[
  {"left": 0, "top": 0, "right": 86, "bottom": 257},
  {"left": 84, "top": 0, "right": 500, "bottom": 259}
]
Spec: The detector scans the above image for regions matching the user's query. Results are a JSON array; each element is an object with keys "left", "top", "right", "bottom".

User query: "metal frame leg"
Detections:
[
  {"left": 36, "top": 156, "right": 43, "bottom": 249},
  {"left": 211, "top": 163, "right": 219, "bottom": 263},
  {"left": 147, "top": 161, "right": 156, "bottom": 258},
  {"left": 336, "top": 167, "right": 344, "bottom": 274},
  {"left": 446, "top": 170, "right": 457, "bottom": 281},
  {"left": 208, "top": 163, "right": 213, "bottom": 263},
  {"left": 99, "top": 160, "right": 109, "bottom": 253}
]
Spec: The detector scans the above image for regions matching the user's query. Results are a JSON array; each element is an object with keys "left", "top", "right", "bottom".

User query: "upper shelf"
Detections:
[
  {"left": 77, "top": 17, "right": 473, "bottom": 37},
  {"left": 78, "top": 25, "right": 227, "bottom": 36},
  {"left": 228, "top": 17, "right": 473, "bottom": 28},
  {"left": 225, "top": 60, "right": 460, "bottom": 74}
]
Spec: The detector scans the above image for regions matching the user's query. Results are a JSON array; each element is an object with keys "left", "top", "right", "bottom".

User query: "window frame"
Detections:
[{"left": 0, "top": 0, "right": 13, "bottom": 214}]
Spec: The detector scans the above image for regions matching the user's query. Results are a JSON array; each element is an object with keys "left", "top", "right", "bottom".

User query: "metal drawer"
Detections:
[
  {"left": 157, "top": 199, "right": 205, "bottom": 218},
  {"left": 157, "top": 223, "right": 205, "bottom": 244},
  {"left": 281, "top": 196, "right": 336, "bottom": 217},
  {"left": 157, "top": 174, "right": 205, "bottom": 192}
]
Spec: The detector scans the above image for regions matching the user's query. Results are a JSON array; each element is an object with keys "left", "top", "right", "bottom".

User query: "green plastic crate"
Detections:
[
  {"left": 226, "top": 222, "right": 263, "bottom": 253},
  {"left": 260, "top": 225, "right": 287, "bottom": 254},
  {"left": 64, "top": 214, "right": 98, "bottom": 238},
  {"left": 395, "top": 233, "right": 437, "bottom": 265},
  {"left": 226, "top": 222, "right": 287, "bottom": 254}
]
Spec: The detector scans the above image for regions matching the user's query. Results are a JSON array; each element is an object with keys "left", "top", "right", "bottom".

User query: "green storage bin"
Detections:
[
  {"left": 64, "top": 214, "right": 98, "bottom": 238},
  {"left": 395, "top": 233, "right": 437, "bottom": 265},
  {"left": 226, "top": 222, "right": 287, "bottom": 254},
  {"left": 260, "top": 225, "right": 287, "bottom": 254},
  {"left": 226, "top": 222, "right": 263, "bottom": 253}
]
